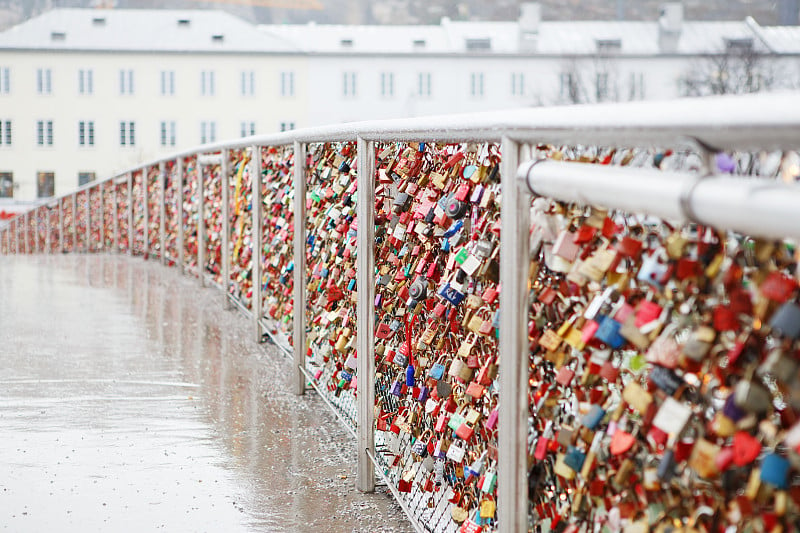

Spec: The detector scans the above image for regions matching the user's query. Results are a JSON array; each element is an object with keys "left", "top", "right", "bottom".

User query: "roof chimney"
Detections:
[
  {"left": 519, "top": 2, "right": 541, "bottom": 53},
  {"left": 658, "top": 2, "right": 683, "bottom": 53}
]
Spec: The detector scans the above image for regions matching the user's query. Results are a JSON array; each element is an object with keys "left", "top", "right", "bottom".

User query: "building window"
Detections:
[
  {"left": 0, "top": 120, "right": 11, "bottom": 146},
  {"left": 511, "top": 72, "right": 525, "bottom": 97},
  {"left": 280, "top": 71, "right": 294, "bottom": 97},
  {"left": 78, "top": 69, "right": 93, "bottom": 95},
  {"left": 280, "top": 122, "right": 295, "bottom": 132},
  {"left": 596, "top": 72, "right": 609, "bottom": 101},
  {"left": 342, "top": 72, "right": 356, "bottom": 97},
  {"left": 78, "top": 172, "right": 96, "bottom": 186},
  {"left": 470, "top": 72, "right": 484, "bottom": 98},
  {"left": 417, "top": 72, "right": 431, "bottom": 97},
  {"left": 560, "top": 71, "right": 579, "bottom": 102},
  {"left": 0, "top": 172, "right": 12, "bottom": 198},
  {"left": 119, "top": 121, "right": 135, "bottom": 146},
  {"left": 119, "top": 69, "right": 134, "bottom": 95},
  {"left": 36, "top": 120, "right": 53, "bottom": 146},
  {"left": 201, "top": 70, "right": 215, "bottom": 96},
  {"left": 37, "top": 171, "right": 55, "bottom": 198},
  {"left": 200, "top": 121, "right": 216, "bottom": 144},
  {"left": 241, "top": 71, "right": 255, "bottom": 96},
  {"left": 1, "top": 67, "right": 10, "bottom": 94},
  {"left": 37, "top": 68, "right": 52, "bottom": 94},
  {"left": 240, "top": 121, "right": 255, "bottom": 137},
  {"left": 380, "top": 72, "right": 394, "bottom": 98},
  {"left": 78, "top": 120, "right": 94, "bottom": 146},
  {"left": 160, "top": 121, "right": 176, "bottom": 146},
  {"left": 629, "top": 72, "right": 645, "bottom": 100},
  {"left": 160, "top": 70, "right": 175, "bottom": 95}
]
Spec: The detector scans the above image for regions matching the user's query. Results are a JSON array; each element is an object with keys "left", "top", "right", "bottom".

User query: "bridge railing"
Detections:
[{"left": 3, "top": 93, "right": 800, "bottom": 533}]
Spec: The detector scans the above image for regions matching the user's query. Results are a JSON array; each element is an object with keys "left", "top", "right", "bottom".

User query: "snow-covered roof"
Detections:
[
  {"left": 0, "top": 8, "right": 298, "bottom": 53},
  {"left": 0, "top": 8, "right": 796, "bottom": 57},
  {"left": 265, "top": 19, "right": 791, "bottom": 56},
  {"left": 756, "top": 26, "right": 800, "bottom": 54}
]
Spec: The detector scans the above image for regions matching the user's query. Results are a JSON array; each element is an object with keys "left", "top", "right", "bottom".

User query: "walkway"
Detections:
[{"left": 0, "top": 254, "right": 412, "bottom": 533}]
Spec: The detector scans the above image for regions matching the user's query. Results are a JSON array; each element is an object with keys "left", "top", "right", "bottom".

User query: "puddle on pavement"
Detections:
[{"left": 0, "top": 255, "right": 413, "bottom": 533}]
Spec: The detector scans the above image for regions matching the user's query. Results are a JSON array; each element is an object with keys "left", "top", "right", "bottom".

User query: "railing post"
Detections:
[
  {"left": 127, "top": 173, "right": 133, "bottom": 256},
  {"left": 112, "top": 182, "right": 119, "bottom": 252},
  {"left": 356, "top": 136, "right": 376, "bottom": 493},
  {"left": 159, "top": 162, "right": 166, "bottom": 265},
  {"left": 498, "top": 137, "right": 529, "bottom": 533},
  {"left": 71, "top": 194, "right": 77, "bottom": 253},
  {"left": 177, "top": 158, "right": 185, "bottom": 274},
  {"left": 221, "top": 149, "right": 231, "bottom": 309},
  {"left": 250, "top": 144, "right": 263, "bottom": 343},
  {"left": 292, "top": 140, "right": 307, "bottom": 395},
  {"left": 85, "top": 187, "right": 91, "bottom": 252},
  {"left": 197, "top": 161, "right": 205, "bottom": 287},
  {"left": 13, "top": 218, "right": 18, "bottom": 254},
  {"left": 143, "top": 168, "right": 149, "bottom": 258},
  {"left": 59, "top": 199, "right": 64, "bottom": 253}
]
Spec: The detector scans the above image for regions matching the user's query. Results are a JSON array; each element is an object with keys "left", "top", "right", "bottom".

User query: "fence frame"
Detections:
[{"left": 2, "top": 92, "right": 800, "bottom": 533}]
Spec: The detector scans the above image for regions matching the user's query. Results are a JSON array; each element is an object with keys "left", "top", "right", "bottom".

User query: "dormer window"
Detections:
[
  {"left": 212, "top": 34, "right": 224, "bottom": 43},
  {"left": 51, "top": 31, "right": 66, "bottom": 41},
  {"left": 177, "top": 19, "right": 190, "bottom": 26},
  {"left": 413, "top": 39, "right": 426, "bottom": 49},
  {"left": 725, "top": 37, "right": 754, "bottom": 52},
  {"left": 465, "top": 38, "right": 491, "bottom": 51},
  {"left": 340, "top": 39, "right": 353, "bottom": 48},
  {"left": 596, "top": 38, "right": 622, "bottom": 54},
  {"left": 92, "top": 17, "right": 106, "bottom": 26}
]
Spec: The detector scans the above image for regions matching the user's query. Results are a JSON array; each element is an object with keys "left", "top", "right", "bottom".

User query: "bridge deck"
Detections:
[{"left": 0, "top": 254, "right": 410, "bottom": 533}]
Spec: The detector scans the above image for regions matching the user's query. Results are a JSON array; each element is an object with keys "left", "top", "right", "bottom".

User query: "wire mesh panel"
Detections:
[
  {"left": 48, "top": 204, "right": 60, "bottom": 253},
  {"left": 182, "top": 156, "right": 199, "bottom": 277},
  {"left": 62, "top": 196, "right": 75, "bottom": 253},
  {"left": 523, "top": 146, "right": 800, "bottom": 532},
  {"left": 116, "top": 180, "right": 131, "bottom": 253},
  {"left": 146, "top": 165, "right": 161, "bottom": 259},
  {"left": 164, "top": 160, "right": 179, "bottom": 265},
  {"left": 131, "top": 170, "right": 145, "bottom": 256},
  {"left": 304, "top": 141, "right": 359, "bottom": 431},
  {"left": 89, "top": 185, "right": 103, "bottom": 252},
  {"left": 34, "top": 207, "right": 43, "bottom": 252},
  {"left": 227, "top": 148, "right": 254, "bottom": 310},
  {"left": 102, "top": 181, "right": 114, "bottom": 250},
  {"left": 75, "top": 191, "right": 88, "bottom": 252},
  {"left": 370, "top": 141, "right": 502, "bottom": 533},
  {"left": 202, "top": 160, "right": 223, "bottom": 286},
  {"left": 259, "top": 145, "right": 295, "bottom": 343}
]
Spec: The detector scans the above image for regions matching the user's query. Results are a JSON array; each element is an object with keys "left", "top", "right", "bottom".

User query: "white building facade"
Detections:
[{"left": 0, "top": 3, "right": 798, "bottom": 203}]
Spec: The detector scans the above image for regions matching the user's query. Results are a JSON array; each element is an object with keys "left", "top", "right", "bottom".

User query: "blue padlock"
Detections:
[
  {"left": 761, "top": 453, "right": 790, "bottom": 489},
  {"left": 438, "top": 283, "right": 465, "bottom": 306},
  {"left": 405, "top": 364, "right": 415, "bottom": 387},
  {"left": 581, "top": 404, "right": 606, "bottom": 430},
  {"left": 594, "top": 316, "right": 625, "bottom": 349},
  {"left": 429, "top": 360, "right": 445, "bottom": 380},
  {"left": 563, "top": 445, "right": 586, "bottom": 472}
]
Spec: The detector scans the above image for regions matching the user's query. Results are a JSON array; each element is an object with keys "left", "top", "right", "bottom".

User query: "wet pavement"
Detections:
[{"left": 0, "top": 254, "right": 412, "bottom": 533}]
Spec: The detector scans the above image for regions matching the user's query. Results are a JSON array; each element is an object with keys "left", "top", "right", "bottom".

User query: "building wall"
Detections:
[
  {"left": 0, "top": 50, "right": 307, "bottom": 200},
  {"left": 0, "top": 46, "right": 797, "bottom": 202}
]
